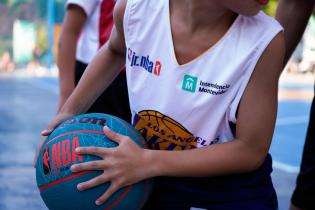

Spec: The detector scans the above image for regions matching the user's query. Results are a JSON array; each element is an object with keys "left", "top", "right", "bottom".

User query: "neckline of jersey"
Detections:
[{"left": 166, "top": 0, "right": 241, "bottom": 68}]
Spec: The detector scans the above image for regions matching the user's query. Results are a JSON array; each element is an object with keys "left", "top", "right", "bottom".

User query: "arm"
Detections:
[
  {"left": 57, "top": 4, "right": 87, "bottom": 111},
  {"left": 276, "top": 0, "right": 314, "bottom": 64},
  {"left": 35, "top": 0, "right": 126, "bottom": 166},
  {"left": 60, "top": 1, "right": 126, "bottom": 115},
  {"left": 43, "top": 0, "right": 127, "bottom": 134},
  {"left": 72, "top": 32, "right": 285, "bottom": 204}
]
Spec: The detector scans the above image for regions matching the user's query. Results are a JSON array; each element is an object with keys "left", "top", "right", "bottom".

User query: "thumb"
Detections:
[
  {"left": 41, "top": 120, "right": 57, "bottom": 136},
  {"left": 41, "top": 113, "right": 73, "bottom": 136},
  {"left": 41, "top": 118, "right": 60, "bottom": 136}
]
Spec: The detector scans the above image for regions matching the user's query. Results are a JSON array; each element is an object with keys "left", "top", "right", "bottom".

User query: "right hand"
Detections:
[{"left": 33, "top": 112, "right": 75, "bottom": 167}]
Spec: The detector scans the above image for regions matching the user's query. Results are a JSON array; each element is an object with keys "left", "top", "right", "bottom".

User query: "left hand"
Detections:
[
  {"left": 70, "top": 126, "right": 152, "bottom": 206},
  {"left": 33, "top": 136, "right": 47, "bottom": 168}
]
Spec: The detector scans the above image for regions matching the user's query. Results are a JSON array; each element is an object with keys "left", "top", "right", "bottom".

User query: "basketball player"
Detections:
[
  {"left": 58, "top": 0, "right": 130, "bottom": 121},
  {"left": 276, "top": 1, "right": 315, "bottom": 209},
  {"left": 41, "top": 0, "right": 285, "bottom": 209}
]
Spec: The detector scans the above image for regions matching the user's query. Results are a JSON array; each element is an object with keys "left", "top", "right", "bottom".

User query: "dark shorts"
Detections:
[
  {"left": 291, "top": 95, "right": 315, "bottom": 209},
  {"left": 75, "top": 60, "right": 131, "bottom": 122},
  {"left": 142, "top": 154, "right": 278, "bottom": 210}
]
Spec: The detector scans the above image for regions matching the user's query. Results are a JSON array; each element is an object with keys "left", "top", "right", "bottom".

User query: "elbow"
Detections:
[
  {"left": 248, "top": 153, "right": 268, "bottom": 172},
  {"left": 248, "top": 148, "right": 270, "bottom": 172},
  {"left": 241, "top": 141, "right": 271, "bottom": 172}
]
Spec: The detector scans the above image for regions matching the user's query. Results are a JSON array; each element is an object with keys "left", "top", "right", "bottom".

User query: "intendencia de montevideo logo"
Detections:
[
  {"left": 182, "top": 74, "right": 230, "bottom": 95},
  {"left": 127, "top": 48, "right": 162, "bottom": 76}
]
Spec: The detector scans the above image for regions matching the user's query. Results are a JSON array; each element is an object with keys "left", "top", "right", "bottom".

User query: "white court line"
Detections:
[
  {"left": 272, "top": 161, "right": 300, "bottom": 173},
  {"left": 273, "top": 116, "right": 307, "bottom": 173},
  {"left": 275, "top": 116, "right": 309, "bottom": 126}
]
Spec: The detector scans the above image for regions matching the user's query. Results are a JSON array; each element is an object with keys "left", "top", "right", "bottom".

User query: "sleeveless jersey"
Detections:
[
  {"left": 66, "top": 0, "right": 115, "bottom": 63},
  {"left": 124, "top": 0, "right": 283, "bottom": 151}
]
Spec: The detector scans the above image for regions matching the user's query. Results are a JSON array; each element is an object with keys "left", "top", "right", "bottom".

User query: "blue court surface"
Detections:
[
  {"left": 20, "top": 76, "right": 59, "bottom": 95},
  {"left": 270, "top": 77, "right": 314, "bottom": 174},
  {"left": 270, "top": 100, "right": 311, "bottom": 172}
]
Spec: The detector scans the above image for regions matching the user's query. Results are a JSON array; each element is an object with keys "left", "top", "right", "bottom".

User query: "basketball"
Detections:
[{"left": 36, "top": 113, "right": 152, "bottom": 210}]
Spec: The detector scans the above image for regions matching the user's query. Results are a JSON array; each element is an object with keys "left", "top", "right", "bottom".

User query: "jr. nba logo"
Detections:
[{"left": 182, "top": 74, "right": 198, "bottom": 93}]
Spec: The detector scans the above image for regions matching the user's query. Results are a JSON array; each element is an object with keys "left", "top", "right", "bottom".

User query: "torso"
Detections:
[
  {"left": 123, "top": 0, "right": 282, "bottom": 207},
  {"left": 124, "top": 0, "right": 282, "bottom": 150}
]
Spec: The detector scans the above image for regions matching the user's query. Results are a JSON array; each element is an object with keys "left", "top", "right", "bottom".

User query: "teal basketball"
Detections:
[{"left": 36, "top": 113, "right": 152, "bottom": 210}]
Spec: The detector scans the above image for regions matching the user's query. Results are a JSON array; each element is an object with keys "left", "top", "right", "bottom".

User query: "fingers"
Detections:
[
  {"left": 76, "top": 173, "right": 129, "bottom": 206},
  {"left": 103, "top": 126, "right": 124, "bottom": 144},
  {"left": 41, "top": 129, "right": 52, "bottom": 136},
  {"left": 96, "top": 183, "right": 121, "bottom": 205},
  {"left": 41, "top": 117, "right": 62, "bottom": 136},
  {"left": 41, "top": 113, "right": 74, "bottom": 136},
  {"left": 42, "top": 117, "right": 60, "bottom": 136},
  {"left": 75, "top": 146, "right": 111, "bottom": 158},
  {"left": 77, "top": 174, "right": 110, "bottom": 191},
  {"left": 33, "top": 136, "right": 47, "bottom": 168},
  {"left": 71, "top": 160, "right": 107, "bottom": 172}
]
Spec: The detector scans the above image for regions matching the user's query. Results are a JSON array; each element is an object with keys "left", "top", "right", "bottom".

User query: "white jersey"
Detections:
[
  {"left": 66, "top": 0, "right": 115, "bottom": 63},
  {"left": 124, "top": 0, "right": 283, "bottom": 151}
]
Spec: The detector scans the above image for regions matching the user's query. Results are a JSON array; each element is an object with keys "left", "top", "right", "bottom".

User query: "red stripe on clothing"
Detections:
[{"left": 99, "top": 0, "right": 115, "bottom": 48}]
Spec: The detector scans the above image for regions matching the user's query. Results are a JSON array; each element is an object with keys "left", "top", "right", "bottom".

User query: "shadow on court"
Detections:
[{"left": 0, "top": 72, "right": 313, "bottom": 210}]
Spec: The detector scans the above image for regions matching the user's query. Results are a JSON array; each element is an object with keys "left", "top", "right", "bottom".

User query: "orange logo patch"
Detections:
[{"left": 133, "top": 110, "right": 199, "bottom": 151}]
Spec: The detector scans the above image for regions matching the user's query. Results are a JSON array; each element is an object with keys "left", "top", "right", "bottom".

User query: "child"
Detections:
[
  {"left": 41, "top": 0, "right": 285, "bottom": 209},
  {"left": 58, "top": 0, "right": 130, "bottom": 121}
]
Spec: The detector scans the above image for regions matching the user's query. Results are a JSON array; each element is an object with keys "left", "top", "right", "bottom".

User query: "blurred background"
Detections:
[
  {"left": 0, "top": 0, "right": 314, "bottom": 210},
  {"left": 1, "top": 0, "right": 314, "bottom": 74},
  {"left": 0, "top": 0, "right": 64, "bottom": 73}
]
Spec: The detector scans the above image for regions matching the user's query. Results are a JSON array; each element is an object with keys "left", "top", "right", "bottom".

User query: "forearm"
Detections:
[
  {"left": 276, "top": 0, "right": 314, "bottom": 64},
  {"left": 57, "top": 33, "right": 77, "bottom": 100},
  {"left": 60, "top": 43, "right": 125, "bottom": 115},
  {"left": 147, "top": 138, "right": 265, "bottom": 178}
]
